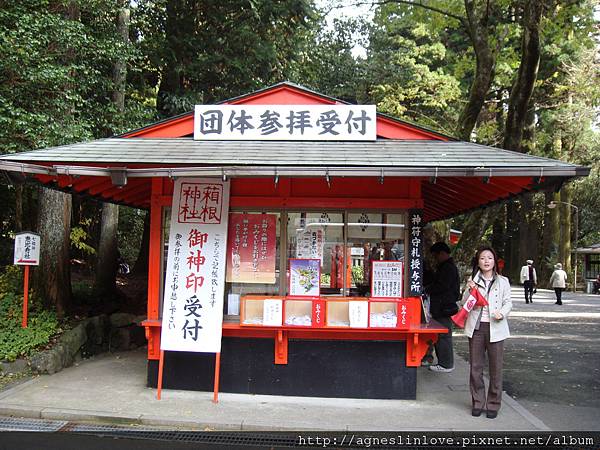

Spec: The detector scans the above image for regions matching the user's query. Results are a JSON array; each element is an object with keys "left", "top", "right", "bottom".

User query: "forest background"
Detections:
[{"left": 0, "top": 0, "right": 598, "bottom": 327}]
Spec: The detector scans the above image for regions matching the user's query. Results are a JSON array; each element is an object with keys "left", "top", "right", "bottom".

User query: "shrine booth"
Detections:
[{"left": 0, "top": 82, "right": 588, "bottom": 400}]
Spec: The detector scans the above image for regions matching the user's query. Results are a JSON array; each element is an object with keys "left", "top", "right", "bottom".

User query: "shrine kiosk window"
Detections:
[{"left": 161, "top": 209, "right": 407, "bottom": 317}]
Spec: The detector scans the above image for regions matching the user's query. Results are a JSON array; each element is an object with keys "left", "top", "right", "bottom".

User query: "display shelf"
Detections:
[
  {"left": 240, "top": 295, "right": 283, "bottom": 326},
  {"left": 369, "top": 300, "right": 398, "bottom": 328},
  {"left": 325, "top": 298, "right": 351, "bottom": 327},
  {"left": 283, "top": 299, "right": 313, "bottom": 327}
]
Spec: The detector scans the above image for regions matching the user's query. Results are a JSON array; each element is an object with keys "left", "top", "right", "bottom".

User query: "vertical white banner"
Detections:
[{"left": 160, "top": 178, "right": 230, "bottom": 353}]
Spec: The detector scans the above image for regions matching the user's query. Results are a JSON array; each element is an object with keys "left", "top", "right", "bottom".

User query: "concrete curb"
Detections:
[{"left": 502, "top": 393, "right": 550, "bottom": 431}]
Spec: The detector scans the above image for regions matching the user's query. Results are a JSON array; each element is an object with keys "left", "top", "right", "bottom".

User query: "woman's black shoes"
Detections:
[
  {"left": 471, "top": 408, "right": 483, "bottom": 417},
  {"left": 486, "top": 410, "right": 498, "bottom": 419}
]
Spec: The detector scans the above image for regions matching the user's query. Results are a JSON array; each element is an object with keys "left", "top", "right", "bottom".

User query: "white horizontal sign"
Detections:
[{"left": 194, "top": 105, "right": 377, "bottom": 141}]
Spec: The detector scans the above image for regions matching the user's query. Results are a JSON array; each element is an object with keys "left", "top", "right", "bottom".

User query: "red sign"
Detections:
[
  {"left": 226, "top": 214, "right": 277, "bottom": 284},
  {"left": 312, "top": 299, "right": 326, "bottom": 327}
]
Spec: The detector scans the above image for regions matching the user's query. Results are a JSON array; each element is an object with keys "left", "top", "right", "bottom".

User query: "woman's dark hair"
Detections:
[{"left": 472, "top": 245, "right": 498, "bottom": 278}]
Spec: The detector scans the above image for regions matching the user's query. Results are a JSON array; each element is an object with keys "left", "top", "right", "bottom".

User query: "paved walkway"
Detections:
[
  {"left": 0, "top": 288, "right": 597, "bottom": 432},
  {"left": 0, "top": 346, "right": 547, "bottom": 431}
]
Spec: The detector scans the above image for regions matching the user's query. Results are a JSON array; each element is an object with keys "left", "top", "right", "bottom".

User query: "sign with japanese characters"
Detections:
[
  {"left": 14, "top": 232, "right": 40, "bottom": 266},
  {"left": 296, "top": 226, "right": 324, "bottom": 264},
  {"left": 194, "top": 105, "right": 376, "bottom": 141},
  {"left": 289, "top": 259, "right": 320, "bottom": 298},
  {"left": 226, "top": 214, "right": 277, "bottom": 284},
  {"left": 371, "top": 261, "right": 404, "bottom": 298},
  {"left": 408, "top": 210, "right": 424, "bottom": 296},
  {"left": 160, "top": 178, "right": 230, "bottom": 353}
]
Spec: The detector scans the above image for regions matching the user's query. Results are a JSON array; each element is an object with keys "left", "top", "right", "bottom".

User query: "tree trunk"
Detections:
[
  {"left": 519, "top": 195, "right": 537, "bottom": 267},
  {"left": 490, "top": 204, "right": 506, "bottom": 260},
  {"left": 94, "top": 203, "right": 119, "bottom": 295},
  {"left": 112, "top": 7, "right": 129, "bottom": 120},
  {"left": 541, "top": 189, "right": 555, "bottom": 281},
  {"left": 453, "top": 208, "right": 497, "bottom": 278},
  {"left": 455, "top": 0, "right": 499, "bottom": 140},
  {"left": 505, "top": 202, "right": 520, "bottom": 282},
  {"left": 559, "top": 187, "right": 572, "bottom": 273},
  {"left": 34, "top": 188, "right": 72, "bottom": 318},
  {"left": 156, "top": 0, "right": 194, "bottom": 116},
  {"left": 15, "top": 185, "right": 23, "bottom": 232},
  {"left": 503, "top": 1, "right": 544, "bottom": 152},
  {"left": 93, "top": 5, "right": 130, "bottom": 294},
  {"left": 132, "top": 210, "right": 150, "bottom": 275}
]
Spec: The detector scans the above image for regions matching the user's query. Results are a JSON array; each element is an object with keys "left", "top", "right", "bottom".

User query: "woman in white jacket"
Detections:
[
  {"left": 549, "top": 263, "right": 568, "bottom": 305},
  {"left": 462, "top": 246, "right": 512, "bottom": 419}
]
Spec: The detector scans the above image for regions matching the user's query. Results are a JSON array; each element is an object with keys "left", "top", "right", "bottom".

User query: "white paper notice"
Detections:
[
  {"left": 349, "top": 301, "right": 369, "bottom": 328},
  {"left": 227, "top": 293, "right": 240, "bottom": 316},
  {"left": 262, "top": 299, "right": 283, "bottom": 326}
]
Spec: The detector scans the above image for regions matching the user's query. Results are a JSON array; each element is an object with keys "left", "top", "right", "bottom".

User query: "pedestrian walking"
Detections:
[
  {"left": 463, "top": 246, "right": 512, "bottom": 419},
  {"left": 519, "top": 259, "right": 537, "bottom": 303},
  {"left": 549, "top": 263, "right": 568, "bottom": 305},
  {"left": 423, "top": 242, "right": 460, "bottom": 373}
]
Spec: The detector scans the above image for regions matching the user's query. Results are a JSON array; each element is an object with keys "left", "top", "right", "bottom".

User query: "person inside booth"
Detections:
[{"left": 593, "top": 274, "right": 600, "bottom": 295}]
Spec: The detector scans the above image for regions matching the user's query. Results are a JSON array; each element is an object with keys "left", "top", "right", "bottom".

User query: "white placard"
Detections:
[
  {"left": 227, "top": 293, "right": 240, "bottom": 316},
  {"left": 372, "top": 261, "right": 404, "bottom": 298},
  {"left": 160, "top": 178, "right": 230, "bottom": 353},
  {"left": 194, "top": 105, "right": 376, "bottom": 141},
  {"left": 296, "top": 227, "right": 324, "bottom": 263},
  {"left": 349, "top": 301, "right": 369, "bottom": 328},
  {"left": 14, "top": 232, "right": 40, "bottom": 266},
  {"left": 262, "top": 299, "right": 283, "bottom": 326}
]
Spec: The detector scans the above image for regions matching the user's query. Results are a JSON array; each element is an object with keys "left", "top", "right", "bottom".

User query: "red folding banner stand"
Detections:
[
  {"left": 22, "top": 265, "right": 30, "bottom": 329},
  {"left": 213, "top": 352, "right": 221, "bottom": 403},
  {"left": 157, "top": 350, "right": 165, "bottom": 400}
]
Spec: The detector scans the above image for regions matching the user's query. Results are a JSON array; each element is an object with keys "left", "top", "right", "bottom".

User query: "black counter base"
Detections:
[{"left": 148, "top": 337, "right": 416, "bottom": 399}]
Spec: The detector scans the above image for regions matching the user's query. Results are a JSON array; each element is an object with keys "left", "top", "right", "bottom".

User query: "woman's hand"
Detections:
[
  {"left": 492, "top": 310, "right": 503, "bottom": 321},
  {"left": 467, "top": 280, "right": 476, "bottom": 289}
]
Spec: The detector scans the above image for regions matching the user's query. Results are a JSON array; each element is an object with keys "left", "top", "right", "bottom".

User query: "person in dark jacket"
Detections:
[{"left": 424, "top": 242, "right": 460, "bottom": 373}]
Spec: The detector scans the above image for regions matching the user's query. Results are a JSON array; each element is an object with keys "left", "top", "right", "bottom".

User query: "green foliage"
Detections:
[
  {"left": 0, "top": 1, "right": 155, "bottom": 154},
  {"left": 0, "top": 268, "right": 60, "bottom": 362},
  {"left": 132, "top": 0, "right": 316, "bottom": 115},
  {"left": 365, "top": 2, "right": 463, "bottom": 133},
  {"left": 118, "top": 206, "right": 146, "bottom": 265},
  {"left": 70, "top": 218, "right": 96, "bottom": 255},
  {"left": 351, "top": 265, "right": 364, "bottom": 286}
]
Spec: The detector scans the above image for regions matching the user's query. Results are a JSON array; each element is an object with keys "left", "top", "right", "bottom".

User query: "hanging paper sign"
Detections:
[
  {"left": 14, "top": 232, "right": 41, "bottom": 266},
  {"left": 371, "top": 261, "right": 404, "bottom": 298},
  {"left": 194, "top": 105, "right": 377, "bottom": 141},
  {"left": 160, "top": 178, "right": 230, "bottom": 353},
  {"left": 296, "top": 227, "right": 324, "bottom": 264},
  {"left": 289, "top": 259, "right": 320, "bottom": 297},
  {"left": 349, "top": 301, "right": 369, "bottom": 328},
  {"left": 226, "top": 214, "right": 277, "bottom": 284},
  {"left": 408, "top": 210, "right": 424, "bottom": 296}
]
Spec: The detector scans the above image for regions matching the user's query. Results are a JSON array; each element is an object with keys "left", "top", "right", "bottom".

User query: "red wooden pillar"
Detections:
[{"left": 147, "top": 178, "right": 164, "bottom": 360}]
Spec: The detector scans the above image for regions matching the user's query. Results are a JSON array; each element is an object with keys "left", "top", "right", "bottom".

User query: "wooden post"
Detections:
[
  {"left": 22, "top": 265, "right": 30, "bottom": 328},
  {"left": 213, "top": 352, "right": 221, "bottom": 403},
  {"left": 157, "top": 350, "right": 165, "bottom": 400}
]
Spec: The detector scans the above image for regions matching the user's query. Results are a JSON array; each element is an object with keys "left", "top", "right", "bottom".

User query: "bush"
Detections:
[{"left": 0, "top": 267, "right": 60, "bottom": 362}]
